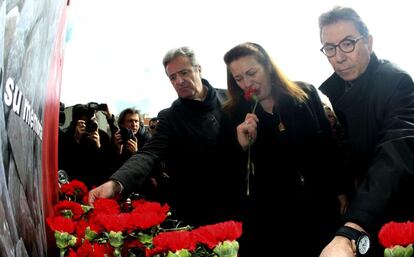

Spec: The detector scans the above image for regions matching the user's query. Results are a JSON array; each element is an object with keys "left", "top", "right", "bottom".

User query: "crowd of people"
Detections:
[{"left": 58, "top": 6, "right": 414, "bottom": 257}]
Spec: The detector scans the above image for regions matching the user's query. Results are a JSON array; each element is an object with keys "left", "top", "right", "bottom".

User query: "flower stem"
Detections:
[
  {"left": 252, "top": 99, "right": 258, "bottom": 114},
  {"left": 60, "top": 249, "right": 66, "bottom": 257},
  {"left": 246, "top": 145, "right": 252, "bottom": 196},
  {"left": 246, "top": 98, "right": 258, "bottom": 196}
]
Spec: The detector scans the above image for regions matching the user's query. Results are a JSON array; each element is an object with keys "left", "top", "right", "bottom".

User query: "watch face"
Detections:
[{"left": 358, "top": 235, "right": 370, "bottom": 255}]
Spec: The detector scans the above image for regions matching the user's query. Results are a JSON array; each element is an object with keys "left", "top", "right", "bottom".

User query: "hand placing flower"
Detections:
[
  {"left": 244, "top": 87, "right": 259, "bottom": 195},
  {"left": 379, "top": 221, "right": 414, "bottom": 257}
]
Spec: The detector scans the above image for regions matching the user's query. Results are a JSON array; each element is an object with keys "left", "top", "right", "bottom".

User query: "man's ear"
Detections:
[
  {"left": 367, "top": 35, "right": 373, "bottom": 53},
  {"left": 196, "top": 65, "right": 202, "bottom": 74}
]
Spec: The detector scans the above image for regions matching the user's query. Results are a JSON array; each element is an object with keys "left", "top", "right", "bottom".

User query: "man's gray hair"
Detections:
[
  {"left": 162, "top": 46, "right": 200, "bottom": 69},
  {"left": 318, "top": 6, "right": 370, "bottom": 39}
]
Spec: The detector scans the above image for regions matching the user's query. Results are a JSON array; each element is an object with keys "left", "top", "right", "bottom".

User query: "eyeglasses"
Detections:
[{"left": 320, "top": 36, "right": 364, "bottom": 57}]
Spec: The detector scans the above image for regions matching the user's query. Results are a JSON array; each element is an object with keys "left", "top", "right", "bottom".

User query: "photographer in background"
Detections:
[
  {"left": 112, "top": 108, "right": 150, "bottom": 167},
  {"left": 58, "top": 103, "right": 118, "bottom": 188},
  {"left": 148, "top": 117, "right": 158, "bottom": 137},
  {"left": 111, "top": 107, "right": 165, "bottom": 200}
]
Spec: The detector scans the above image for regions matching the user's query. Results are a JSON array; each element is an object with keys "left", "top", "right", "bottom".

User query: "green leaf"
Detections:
[
  {"left": 108, "top": 231, "right": 124, "bottom": 248},
  {"left": 137, "top": 232, "right": 154, "bottom": 246},
  {"left": 85, "top": 226, "right": 98, "bottom": 241},
  {"left": 385, "top": 244, "right": 413, "bottom": 257},
  {"left": 213, "top": 240, "right": 239, "bottom": 257},
  {"left": 167, "top": 249, "right": 192, "bottom": 257},
  {"left": 54, "top": 231, "right": 77, "bottom": 249}
]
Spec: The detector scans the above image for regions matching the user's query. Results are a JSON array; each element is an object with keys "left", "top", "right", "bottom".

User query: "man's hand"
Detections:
[
  {"left": 88, "top": 180, "right": 122, "bottom": 205},
  {"left": 319, "top": 235, "right": 355, "bottom": 257},
  {"left": 320, "top": 222, "right": 366, "bottom": 257},
  {"left": 125, "top": 137, "right": 138, "bottom": 153},
  {"left": 88, "top": 130, "right": 101, "bottom": 148}
]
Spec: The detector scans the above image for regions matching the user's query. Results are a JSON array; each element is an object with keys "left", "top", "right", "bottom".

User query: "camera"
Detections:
[
  {"left": 87, "top": 102, "right": 107, "bottom": 112},
  {"left": 119, "top": 127, "right": 135, "bottom": 143},
  {"left": 85, "top": 120, "right": 98, "bottom": 133},
  {"left": 82, "top": 102, "right": 106, "bottom": 133}
]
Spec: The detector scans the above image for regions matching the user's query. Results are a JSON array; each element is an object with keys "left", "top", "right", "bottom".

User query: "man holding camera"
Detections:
[
  {"left": 112, "top": 107, "right": 150, "bottom": 168},
  {"left": 58, "top": 103, "right": 118, "bottom": 188}
]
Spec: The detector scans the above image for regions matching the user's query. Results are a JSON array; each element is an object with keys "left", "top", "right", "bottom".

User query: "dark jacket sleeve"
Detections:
[
  {"left": 345, "top": 73, "right": 414, "bottom": 230},
  {"left": 110, "top": 108, "right": 172, "bottom": 194}
]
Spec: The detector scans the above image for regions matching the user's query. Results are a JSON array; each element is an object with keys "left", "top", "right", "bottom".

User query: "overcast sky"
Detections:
[{"left": 60, "top": 0, "right": 414, "bottom": 117}]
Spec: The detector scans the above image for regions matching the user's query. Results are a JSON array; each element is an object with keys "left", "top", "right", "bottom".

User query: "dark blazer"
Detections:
[{"left": 110, "top": 79, "right": 224, "bottom": 226}]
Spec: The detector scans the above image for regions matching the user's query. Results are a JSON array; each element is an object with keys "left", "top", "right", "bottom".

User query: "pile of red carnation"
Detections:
[{"left": 47, "top": 180, "right": 242, "bottom": 257}]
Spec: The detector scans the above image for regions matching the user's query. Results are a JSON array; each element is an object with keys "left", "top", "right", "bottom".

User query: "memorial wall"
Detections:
[{"left": 0, "top": 0, "right": 68, "bottom": 256}]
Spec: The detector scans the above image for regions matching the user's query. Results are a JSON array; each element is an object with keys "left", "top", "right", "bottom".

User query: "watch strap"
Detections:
[
  {"left": 335, "top": 226, "right": 363, "bottom": 241},
  {"left": 335, "top": 226, "right": 370, "bottom": 256}
]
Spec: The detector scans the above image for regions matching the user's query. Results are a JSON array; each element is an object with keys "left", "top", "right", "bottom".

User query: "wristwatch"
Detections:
[{"left": 335, "top": 226, "right": 370, "bottom": 256}]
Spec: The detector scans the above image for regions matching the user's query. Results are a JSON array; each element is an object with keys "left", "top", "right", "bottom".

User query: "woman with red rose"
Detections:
[{"left": 218, "top": 42, "right": 348, "bottom": 256}]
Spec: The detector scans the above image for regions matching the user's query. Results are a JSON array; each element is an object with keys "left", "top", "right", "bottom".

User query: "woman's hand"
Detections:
[{"left": 236, "top": 113, "right": 259, "bottom": 151}]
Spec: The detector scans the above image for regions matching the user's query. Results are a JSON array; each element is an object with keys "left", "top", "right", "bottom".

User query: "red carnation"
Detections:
[
  {"left": 244, "top": 87, "right": 258, "bottom": 102},
  {"left": 47, "top": 216, "right": 77, "bottom": 234},
  {"left": 54, "top": 200, "right": 84, "bottom": 220},
  {"left": 61, "top": 180, "right": 88, "bottom": 199},
  {"left": 192, "top": 220, "right": 243, "bottom": 249},
  {"left": 96, "top": 213, "right": 129, "bottom": 232},
  {"left": 131, "top": 199, "right": 170, "bottom": 215},
  {"left": 92, "top": 198, "right": 120, "bottom": 215},
  {"left": 152, "top": 230, "right": 197, "bottom": 253},
  {"left": 128, "top": 200, "right": 169, "bottom": 230},
  {"left": 378, "top": 221, "right": 414, "bottom": 248}
]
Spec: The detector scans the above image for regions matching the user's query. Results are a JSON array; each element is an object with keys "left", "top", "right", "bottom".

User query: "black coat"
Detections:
[
  {"left": 320, "top": 53, "right": 414, "bottom": 253},
  {"left": 111, "top": 79, "right": 224, "bottom": 226},
  {"left": 59, "top": 126, "right": 117, "bottom": 188},
  {"left": 219, "top": 82, "right": 342, "bottom": 256}
]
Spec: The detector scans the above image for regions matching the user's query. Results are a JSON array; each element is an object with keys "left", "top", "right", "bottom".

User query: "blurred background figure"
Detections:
[
  {"left": 323, "top": 104, "right": 344, "bottom": 140},
  {"left": 58, "top": 103, "right": 118, "bottom": 188},
  {"left": 112, "top": 108, "right": 150, "bottom": 167},
  {"left": 148, "top": 117, "right": 158, "bottom": 137}
]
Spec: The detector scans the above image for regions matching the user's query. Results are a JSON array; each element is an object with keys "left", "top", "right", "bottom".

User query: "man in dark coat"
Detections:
[
  {"left": 88, "top": 46, "right": 224, "bottom": 227},
  {"left": 318, "top": 6, "right": 414, "bottom": 257},
  {"left": 59, "top": 104, "right": 117, "bottom": 188}
]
